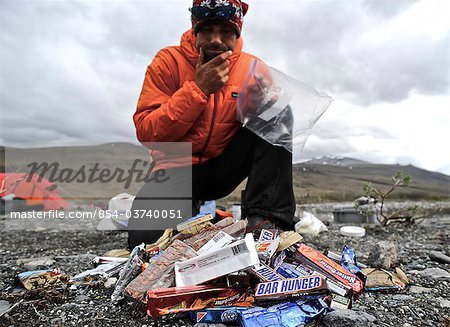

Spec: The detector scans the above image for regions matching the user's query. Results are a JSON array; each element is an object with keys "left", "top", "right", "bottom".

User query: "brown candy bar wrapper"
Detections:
[
  {"left": 177, "top": 213, "right": 214, "bottom": 233},
  {"left": 17, "top": 269, "right": 64, "bottom": 290},
  {"left": 147, "top": 285, "right": 253, "bottom": 317},
  {"left": 220, "top": 219, "right": 247, "bottom": 238},
  {"left": 124, "top": 240, "right": 197, "bottom": 304},
  {"left": 180, "top": 221, "right": 213, "bottom": 236},
  {"left": 145, "top": 229, "right": 173, "bottom": 252},
  {"left": 277, "top": 231, "right": 303, "bottom": 252},
  {"left": 362, "top": 267, "right": 408, "bottom": 290}
]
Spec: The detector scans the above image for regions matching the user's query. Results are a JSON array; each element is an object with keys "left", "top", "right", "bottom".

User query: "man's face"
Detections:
[{"left": 196, "top": 22, "right": 237, "bottom": 62}]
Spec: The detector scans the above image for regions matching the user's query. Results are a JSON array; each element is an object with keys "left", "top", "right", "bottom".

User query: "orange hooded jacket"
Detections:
[{"left": 133, "top": 29, "right": 259, "bottom": 170}]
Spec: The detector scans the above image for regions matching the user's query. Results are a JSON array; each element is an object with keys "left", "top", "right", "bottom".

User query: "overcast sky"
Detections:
[{"left": 1, "top": 0, "right": 449, "bottom": 175}]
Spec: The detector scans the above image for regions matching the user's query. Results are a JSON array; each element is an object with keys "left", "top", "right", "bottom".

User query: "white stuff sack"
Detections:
[{"left": 295, "top": 211, "right": 328, "bottom": 236}]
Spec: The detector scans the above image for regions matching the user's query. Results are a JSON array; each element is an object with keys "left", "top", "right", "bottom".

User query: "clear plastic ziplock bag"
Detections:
[{"left": 237, "top": 59, "right": 333, "bottom": 152}]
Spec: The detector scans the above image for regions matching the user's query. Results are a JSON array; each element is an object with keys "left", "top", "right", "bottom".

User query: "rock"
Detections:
[
  {"left": 382, "top": 299, "right": 400, "bottom": 308},
  {"left": 392, "top": 294, "right": 414, "bottom": 301},
  {"left": 0, "top": 300, "right": 11, "bottom": 316},
  {"left": 429, "top": 251, "right": 450, "bottom": 264},
  {"left": 437, "top": 297, "right": 450, "bottom": 308},
  {"left": 363, "top": 295, "right": 375, "bottom": 303},
  {"left": 367, "top": 240, "right": 398, "bottom": 269},
  {"left": 57, "top": 303, "right": 78, "bottom": 310},
  {"left": 16, "top": 257, "right": 56, "bottom": 270},
  {"left": 408, "top": 286, "right": 433, "bottom": 294},
  {"left": 411, "top": 268, "right": 450, "bottom": 280},
  {"left": 74, "top": 295, "right": 90, "bottom": 303},
  {"left": 104, "top": 277, "right": 117, "bottom": 288},
  {"left": 322, "top": 309, "right": 376, "bottom": 327},
  {"left": 408, "top": 263, "right": 426, "bottom": 270}
]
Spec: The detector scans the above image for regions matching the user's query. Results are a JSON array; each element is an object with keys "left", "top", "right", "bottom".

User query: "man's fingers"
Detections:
[
  {"left": 196, "top": 47, "right": 205, "bottom": 68},
  {"left": 208, "top": 50, "right": 232, "bottom": 67},
  {"left": 218, "top": 66, "right": 230, "bottom": 78},
  {"left": 195, "top": 49, "right": 232, "bottom": 94},
  {"left": 213, "top": 60, "right": 229, "bottom": 75},
  {"left": 217, "top": 59, "right": 230, "bottom": 71}
]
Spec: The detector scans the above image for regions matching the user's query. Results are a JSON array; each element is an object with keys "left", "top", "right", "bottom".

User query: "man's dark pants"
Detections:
[{"left": 128, "top": 127, "right": 296, "bottom": 249}]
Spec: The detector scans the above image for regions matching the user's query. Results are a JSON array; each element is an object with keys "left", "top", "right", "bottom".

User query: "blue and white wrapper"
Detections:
[{"left": 240, "top": 299, "right": 329, "bottom": 327}]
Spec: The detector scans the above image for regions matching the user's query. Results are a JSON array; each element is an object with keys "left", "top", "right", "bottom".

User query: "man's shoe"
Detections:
[{"left": 245, "top": 216, "right": 287, "bottom": 236}]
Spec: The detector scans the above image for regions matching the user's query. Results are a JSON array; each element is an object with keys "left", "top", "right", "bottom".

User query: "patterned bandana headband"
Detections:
[{"left": 190, "top": 0, "right": 249, "bottom": 37}]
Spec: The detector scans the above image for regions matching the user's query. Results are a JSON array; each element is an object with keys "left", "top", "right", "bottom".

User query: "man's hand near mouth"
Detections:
[{"left": 195, "top": 48, "right": 232, "bottom": 96}]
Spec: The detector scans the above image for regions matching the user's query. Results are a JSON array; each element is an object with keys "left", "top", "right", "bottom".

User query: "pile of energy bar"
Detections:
[{"left": 106, "top": 212, "right": 406, "bottom": 326}]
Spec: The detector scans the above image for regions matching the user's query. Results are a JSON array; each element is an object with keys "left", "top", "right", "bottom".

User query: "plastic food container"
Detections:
[{"left": 340, "top": 226, "right": 366, "bottom": 238}]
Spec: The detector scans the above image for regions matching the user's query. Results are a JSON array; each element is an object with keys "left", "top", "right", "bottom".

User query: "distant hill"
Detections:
[
  {"left": 292, "top": 161, "right": 449, "bottom": 203},
  {"left": 1, "top": 143, "right": 150, "bottom": 200},
  {"left": 300, "top": 156, "right": 368, "bottom": 166},
  {"left": 218, "top": 157, "right": 449, "bottom": 204},
  {"left": 1, "top": 144, "right": 448, "bottom": 204}
]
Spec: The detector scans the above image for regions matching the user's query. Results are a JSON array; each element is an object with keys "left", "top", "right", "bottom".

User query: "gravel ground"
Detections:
[{"left": 0, "top": 209, "right": 449, "bottom": 327}]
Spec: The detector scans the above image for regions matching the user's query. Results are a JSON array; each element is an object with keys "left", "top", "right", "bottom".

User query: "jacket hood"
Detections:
[{"left": 180, "top": 29, "right": 243, "bottom": 68}]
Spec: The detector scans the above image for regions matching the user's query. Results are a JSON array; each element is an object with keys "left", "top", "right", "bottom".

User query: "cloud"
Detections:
[
  {"left": 362, "top": 0, "right": 420, "bottom": 18},
  {"left": 244, "top": 0, "right": 450, "bottom": 105},
  {"left": 395, "top": 155, "right": 422, "bottom": 167},
  {"left": 295, "top": 94, "right": 450, "bottom": 174},
  {"left": 0, "top": 1, "right": 148, "bottom": 146}
]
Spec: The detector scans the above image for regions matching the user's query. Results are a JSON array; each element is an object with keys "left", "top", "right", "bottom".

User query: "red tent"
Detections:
[{"left": 0, "top": 173, "right": 70, "bottom": 210}]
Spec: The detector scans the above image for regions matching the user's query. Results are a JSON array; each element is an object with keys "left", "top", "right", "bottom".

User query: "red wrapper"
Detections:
[
  {"left": 147, "top": 285, "right": 252, "bottom": 317},
  {"left": 295, "top": 244, "right": 364, "bottom": 296}
]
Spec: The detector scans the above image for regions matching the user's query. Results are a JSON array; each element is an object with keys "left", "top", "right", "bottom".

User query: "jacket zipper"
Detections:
[{"left": 198, "top": 93, "right": 218, "bottom": 165}]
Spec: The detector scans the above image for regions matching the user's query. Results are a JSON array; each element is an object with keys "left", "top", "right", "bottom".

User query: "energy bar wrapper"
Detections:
[
  {"left": 175, "top": 233, "right": 259, "bottom": 287},
  {"left": 276, "top": 262, "right": 303, "bottom": 279},
  {"left": 124, "top": 240, "right": 197, "bottom": 303},
  {"left": 258, "top": 229, "right": 278, "bottom": 242},
  {"left": 250, "top": 263, "right": 285, "bottom": 282},
  {"left": 290, "top": 262, "right": 352, "bottom": 297},
  {"left": 177, "top": 213, "right": 214, "bottom": 235},
  {"left": 147, "top": 285, "right": 252, "bottom": 317},
  {"left": 330, "top": 293, "right": 352, "bottom": 310},
  {"left": 254, "top": 275, "right": 328, "bottom": 301},
  {"left": 196, "top": 231, "right": 235, "bottom": 256},
  {"left": 239, "top": 298, "right": 329, "bottom": 327},
  {"left": 340, "top": 245, "right": 366, "bottom": 284},
  {"left": 295, "top": 243, "right": 364, "bottom": 296},
  {"left": 189, "top": 307, "right": 248, "bottom": 324},
  {"left": 17, "top": 268, "right": 63, "bottom": 290}
]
